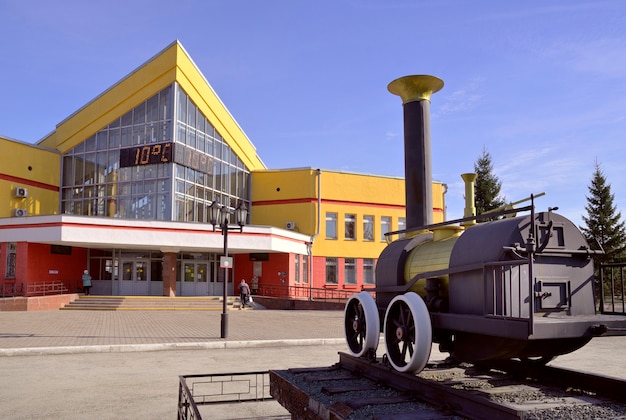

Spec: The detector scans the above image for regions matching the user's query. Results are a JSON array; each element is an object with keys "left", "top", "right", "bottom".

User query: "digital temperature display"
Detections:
[
  {"left": 120, "top": 142, "right": 173, "bottom": 167},
  {"left": 174, "top": 144, "right": 214, "bottom": 175},
  {"left": 119, "top": 141, "right": 214, "bottom": 175}
]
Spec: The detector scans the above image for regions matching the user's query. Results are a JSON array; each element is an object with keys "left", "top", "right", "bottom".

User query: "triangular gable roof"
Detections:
[{"left": 38, "top": 40, "right": 265, "bottom": 170}]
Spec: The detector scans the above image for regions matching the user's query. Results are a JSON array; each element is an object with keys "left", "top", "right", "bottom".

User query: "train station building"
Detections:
[{"left": 0, "top": 41, "right": 446, "bottom": 302}]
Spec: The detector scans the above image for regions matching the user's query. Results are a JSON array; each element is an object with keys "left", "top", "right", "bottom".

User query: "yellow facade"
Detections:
[
  {"left": 38, "top": 41, "right": 265, "bottom": 171},
  {"left": 0, "top": 136, "right": 60, "bottom": 218},
  {"left": 252, "top": 168, "right": 446, "bottom": 259}
]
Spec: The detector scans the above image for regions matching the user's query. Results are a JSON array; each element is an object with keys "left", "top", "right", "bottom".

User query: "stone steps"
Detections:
[{"left": 61, "top": 295, "right": 244, "bottom": 311}]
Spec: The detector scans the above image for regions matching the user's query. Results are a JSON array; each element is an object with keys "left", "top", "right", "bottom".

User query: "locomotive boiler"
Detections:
[{"left": 344, "top": 75, "right": 626, "bottom": 374}]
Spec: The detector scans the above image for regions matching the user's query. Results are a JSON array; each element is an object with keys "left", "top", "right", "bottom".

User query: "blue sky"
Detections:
[{"left": 1, "top": 0, "right": 625, "bottom": 228}]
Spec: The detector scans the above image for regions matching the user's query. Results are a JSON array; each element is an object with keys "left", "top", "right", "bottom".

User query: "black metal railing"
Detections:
[
  {"left": 178, "top": 371, "right": 272, "bottom": 420},
  {"left": 599, "top": 262, "right": 626, "bottom": 315},
  {"left": 256, "top": 283, "right": 374, "bottom": 302}
]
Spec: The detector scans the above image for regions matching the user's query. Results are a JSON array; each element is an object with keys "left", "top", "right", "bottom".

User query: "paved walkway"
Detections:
[
  {"left": 1, "top": 306, "right": 625, "bottom": 380},
  {"left": 0, "top": 308, "right": 346, "bottom": 356},
  {"left": 1, "top": 306, "right": 625, "bottom": 419}
]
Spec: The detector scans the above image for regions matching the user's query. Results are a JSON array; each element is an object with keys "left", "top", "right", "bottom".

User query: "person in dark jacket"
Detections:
[
  {"left": 239, "top": 279, "right": 250, "bottom": 309},
  {"left": 82, "top": 270, "right": 92, "bottom": 295}
]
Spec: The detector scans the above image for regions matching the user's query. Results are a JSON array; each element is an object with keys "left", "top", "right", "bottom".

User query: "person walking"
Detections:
[
  {"left": 82, "top": 269, "right": 92, "bottom": 295},
  {"left": 239, "top": 279, "right": 250, "bottom": 309}
]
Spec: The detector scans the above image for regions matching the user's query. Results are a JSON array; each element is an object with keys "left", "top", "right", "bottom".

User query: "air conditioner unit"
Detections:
[
  {"left": 14, "top": 208, "right": 28, "bottom": 217},
  {"left": 14, "top": 187, "right": 28, "bottom": 198},
  {"left": 286, "top": 221, "right": 296, "bottom": 230}
]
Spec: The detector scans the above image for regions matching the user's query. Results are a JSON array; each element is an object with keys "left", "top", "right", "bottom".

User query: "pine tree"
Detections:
[
  {"left": 474, "top": 147, "right": 506, "bottom": 216},
  {"left": 581, "top": 161, "right": 626, "bottom": 265}
]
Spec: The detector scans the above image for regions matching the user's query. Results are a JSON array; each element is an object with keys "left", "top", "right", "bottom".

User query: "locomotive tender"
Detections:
[{"left": 344, "top": 75, "right": 626, "bottom": 373}]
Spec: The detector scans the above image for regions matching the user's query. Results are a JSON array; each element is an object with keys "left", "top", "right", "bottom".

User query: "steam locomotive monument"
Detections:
[{"left": 342, "top": 74, "right": 626, "bottom": 374}]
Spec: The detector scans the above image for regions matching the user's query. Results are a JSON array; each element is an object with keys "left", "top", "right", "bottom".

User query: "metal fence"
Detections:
[
  {"left": 0, "top": 281, "right": 69, "bottom": 298},
  {"left": 178, "top": 371, "right": 272, "bottom": 420},
  {"left": 599, "top": 262, "right": 626, "bottom": 314}
]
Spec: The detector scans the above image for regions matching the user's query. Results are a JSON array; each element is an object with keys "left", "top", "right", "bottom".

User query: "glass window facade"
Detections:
[{"left": 60, "top": 83, "right": 251, "bottom": 222}]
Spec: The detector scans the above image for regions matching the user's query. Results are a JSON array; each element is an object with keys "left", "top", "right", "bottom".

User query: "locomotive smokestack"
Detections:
[
  {"left": 461, "top": 173, "right": 477, "bottom": 227},
  {"left": 388, "top": 75, "right": 444, "bottom": 230}
]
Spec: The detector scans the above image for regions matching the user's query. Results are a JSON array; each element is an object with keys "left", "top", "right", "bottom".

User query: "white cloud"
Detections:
[{"left": 438, "top": 79, "right": 485, "bottom": 115}]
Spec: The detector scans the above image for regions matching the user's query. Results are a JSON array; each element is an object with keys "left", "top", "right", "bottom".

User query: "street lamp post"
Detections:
[{"left": 210, "top": 201, "right": 247, "bottom": 339}]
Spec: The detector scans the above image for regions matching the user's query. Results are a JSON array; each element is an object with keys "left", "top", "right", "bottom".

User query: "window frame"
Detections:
[
  {"left": 380, "top": 216, "right": 391, "bottom": 242},
  {"left": 363, "top": 215, "right": 374, "bottom": 241},
  {"left": 326, "top": 212, "right": 338, "bottom": 239},
  {"left": 344, "top": 258, "right": 356, "bottom": 284},
  {"left": 344, "top": 213, "right": 356, "bottom": 240},
  {"left": 325, "top": 257, "right": 338, "bottom": 285}
]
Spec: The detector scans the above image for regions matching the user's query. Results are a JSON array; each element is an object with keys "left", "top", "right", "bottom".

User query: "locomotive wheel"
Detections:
[
  {"left": 344, "top": 292, "right": 380, "bottom": 357},
  {"left": 383, "top": 292, "right": 432, "bottom": 373}
]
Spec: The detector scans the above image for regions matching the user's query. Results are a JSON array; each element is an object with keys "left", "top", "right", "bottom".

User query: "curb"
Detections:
[{"left": 0, "top": 338, "right": 346, "bottom": 357}]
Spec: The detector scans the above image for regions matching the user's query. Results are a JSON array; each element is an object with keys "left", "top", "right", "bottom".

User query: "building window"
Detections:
[
  {"left": 302, "top": 256, "right": 308, "bottom": 284},
  {"left": 398, "top": 217, "right": 406, "bottom": 239},
  {"left": 325, "top": 257, "right": 338, "bottom": 284},
  {"left": 381, "top": 216, "right": 391, "bottom": 241},
  {"left": 363, "top": 258, "right": 375, "bottom": 285},
  {"left": 5, "top": 243, "right": 16, "bottom": 279},
  {"left": 345, "top": 258, "right": 356, "bottom": 284},
  {"left": 363, "top": 215, "right": 374, "bottom": 241},
  {"left": 326, "top": 212, "right": 337, "bottom": 239},
  {"left": 344, "top": 214, "right": 356, "bottom": 240},
  {"left": 295, "top": 255, "right": 301, "bottom": 283}
]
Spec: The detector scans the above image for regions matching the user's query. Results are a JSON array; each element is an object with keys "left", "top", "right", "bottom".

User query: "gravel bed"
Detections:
[
  {"left": 280, "top": 368, "right": 464, "bottom": 419},
  {"left": 278, "top": 362, "right": 626, "bottom": 419},
  {"left": 526, "top": 403, "right": 626, "bottom": 419}
]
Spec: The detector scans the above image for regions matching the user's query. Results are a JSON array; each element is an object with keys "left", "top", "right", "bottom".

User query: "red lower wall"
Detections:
[
  {"left": 0, "top": 294, "right": 78, "bottom": 311},
  {"left": 0, "top": 242, "right": 88, "bottom": 294}
]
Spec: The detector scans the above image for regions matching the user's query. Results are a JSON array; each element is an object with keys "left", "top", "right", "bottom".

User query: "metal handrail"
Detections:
[
  {"left": 25, "top": 282, "right": 69, "bottom": 297},
  {"left": 0, "top": 283, "right": 23, "bottom": 298},
  {"left": 257, "top": 283, "right": 373, "bottom": 302},
  {"left": 1, "top": 281, "right": 70, "bottom": 298}
]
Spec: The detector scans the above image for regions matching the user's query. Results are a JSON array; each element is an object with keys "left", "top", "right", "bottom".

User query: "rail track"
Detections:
[{"left": 269, "top": 352, "right": 626, "bottom": 419}]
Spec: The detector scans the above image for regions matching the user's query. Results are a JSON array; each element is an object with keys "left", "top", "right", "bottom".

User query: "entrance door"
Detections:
[
  {"left": 208, "top": 261, "right": 218, "bottom": 296},
  {"left": 119, "top": 259, "right": 150, "bottom": 295},
  {"left": 181, "top": 262, "right": 209, "bottom": 296}
]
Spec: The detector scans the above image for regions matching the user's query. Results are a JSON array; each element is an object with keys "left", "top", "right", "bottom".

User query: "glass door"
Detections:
[
  {"left": 119, "top": 259, "right": 150, "bottom": 295},
  {"left": 181, "top": 262, "right": 209, "bottom": 296}
]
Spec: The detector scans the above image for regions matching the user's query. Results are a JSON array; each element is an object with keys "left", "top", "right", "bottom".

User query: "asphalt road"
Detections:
[{"left": 0, "top": 308, "right": 624, "bottom": 419}]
